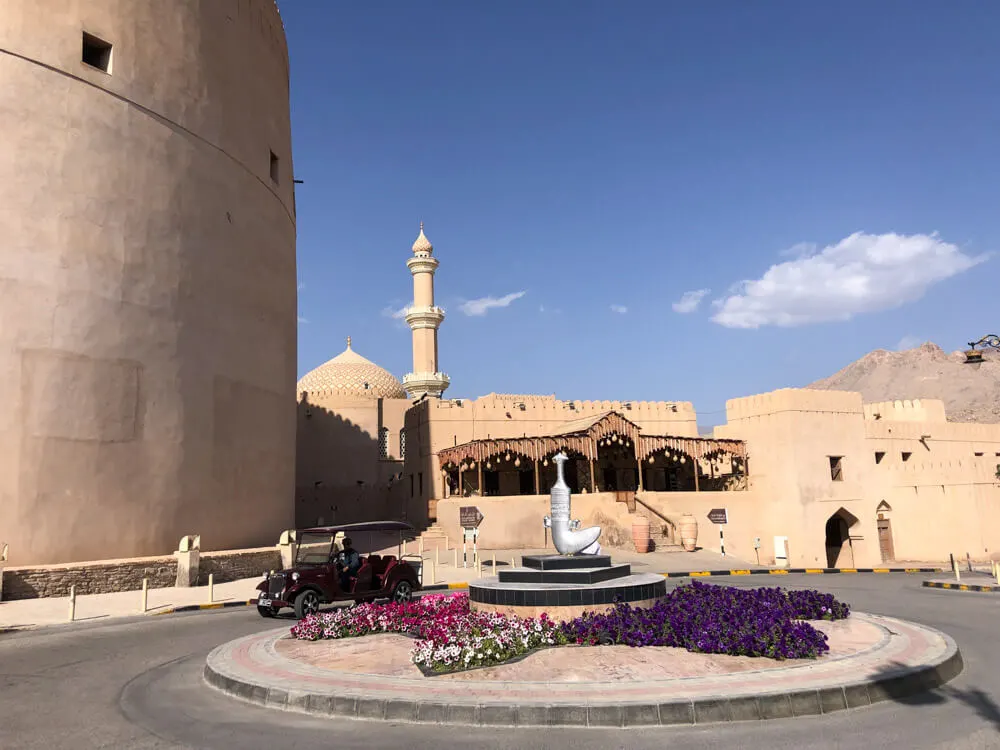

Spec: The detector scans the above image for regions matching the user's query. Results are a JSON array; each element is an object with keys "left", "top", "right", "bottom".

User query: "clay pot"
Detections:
[
  {"left": 631, "top": 515, "right": 651, "bottom": 553},
  {"left": 678, "top": 514, "right": 698, "bottom": 552}
]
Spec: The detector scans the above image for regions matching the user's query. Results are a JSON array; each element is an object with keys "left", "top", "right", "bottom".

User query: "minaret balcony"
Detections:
[
  {"left": 407, "top": 256, "right": 439, "bottom": 274},
  {"left": 403, "top": 371, "right": 450, "bottom": 398},
  {"left": 404, "top": 305, "right": 446, "bottom": 328}
]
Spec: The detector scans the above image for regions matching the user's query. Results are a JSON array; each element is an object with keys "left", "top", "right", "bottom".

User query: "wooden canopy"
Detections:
[{"left": 436, "top": 411, "right": 746, "bottom": 468}]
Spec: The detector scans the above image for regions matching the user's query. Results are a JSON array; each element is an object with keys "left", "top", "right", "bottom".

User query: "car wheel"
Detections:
[
  {"left": 294, "top": 590, "right": 321, "bottom": 619},
  {"left": 392, "top": 580, "right": 413, "bottom": 603},
  {"left": 257, "top": 605, "right": 279, "bottom": 618}
]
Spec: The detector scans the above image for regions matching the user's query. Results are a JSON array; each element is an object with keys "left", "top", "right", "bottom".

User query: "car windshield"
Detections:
[{"left": 294, "top": 532, "right": 335, "bottom": 565}]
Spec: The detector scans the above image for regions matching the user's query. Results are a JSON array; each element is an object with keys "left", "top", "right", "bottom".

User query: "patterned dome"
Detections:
[{"left": 297, "top": 338, "right": 406, "bottom": 399}]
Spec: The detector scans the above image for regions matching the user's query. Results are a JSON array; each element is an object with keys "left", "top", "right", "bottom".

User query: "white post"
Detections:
[
  {"left": 953, "top": 558, "right": 961, "bottom": 582},
  {"left": 428, "top": 559, "right": 436, "bottom": 585},
  {"left": 208, "top": 573, "right": 215, "bottom": 603},
  {"left": 141, "top": 578, "right": 148, "bottom": 613},
  {"left": 476, "top": 559, "right": 482, "bottom": 578},
  {"left": 435, "top": 546, "right": 440, "bottom": 567},
  {"left": 994, "top": 560, "right": 999, "bottom": 585},
  {"left": 491, "top": 552, "right": 496, "bottom": 573},
  {"left": 444, "top": 535, "right": 449, "bottom": 551},
  {"left": 68, "top": 585, "right": 76, "bottom": 622},
  {"left": 511, "top": 556, "right": 516, "bottom": 570},
  {"left": 402, "top": 540, "right": 407, "bottom": 556},
  {"left": 453, "top": 548, "right": 458, "bottom": 568},
  {"left": 462, "top": 538, "right": 467, "bottom": 568}
]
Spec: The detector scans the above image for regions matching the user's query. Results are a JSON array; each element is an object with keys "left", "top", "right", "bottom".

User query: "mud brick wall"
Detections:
[
  {"left": 1, "top": 556, "right": 177, "bottom": 600},
  {"left": 199, "top": 548, "right": 282, "bottom": 585}
]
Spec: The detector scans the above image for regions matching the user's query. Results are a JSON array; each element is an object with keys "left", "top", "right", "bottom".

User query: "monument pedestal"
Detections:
[{"left": 468, "top": 554, "right": 665, "bottom": 621}]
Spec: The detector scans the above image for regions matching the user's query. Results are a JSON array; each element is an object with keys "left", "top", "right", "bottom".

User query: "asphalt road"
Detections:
[{"left": 1, "top": 575, "right": 999, "bottom": 750}]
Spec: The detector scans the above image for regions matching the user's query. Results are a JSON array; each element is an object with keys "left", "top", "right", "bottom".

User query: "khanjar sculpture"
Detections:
[{"left": 544, "top": 453, "right": 602, "bottom": 555}]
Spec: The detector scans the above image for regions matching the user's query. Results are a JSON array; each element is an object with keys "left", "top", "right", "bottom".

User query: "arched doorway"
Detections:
[{"left": 824, "top": 508, "right": 859, "bottom": 568}]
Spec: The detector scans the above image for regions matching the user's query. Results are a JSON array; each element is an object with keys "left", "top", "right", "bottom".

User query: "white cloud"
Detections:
[
  {"left": 610, "top": 304, "right": 628, "bottom": 314},
  {"left": 710, "top": 232, "right": 989, "bottom": 329},
  {"left": 894, "top": 335, "right": 923, "bottom": 351},
  {"left": 539, "top": 304, "right": 546, "bottom": 313},
  {"left": 381, "top": 303, "right": 410, "bottom": 320},
  {"left": 672, "top": 289, "right": 710, "bottom": 314},
  {"left": 459, "top": 291, "right": 526, "bottom": 317}
]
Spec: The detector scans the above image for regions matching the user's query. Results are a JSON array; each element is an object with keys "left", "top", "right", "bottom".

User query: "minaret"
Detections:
[{"left": 403, "top": 223, "right": 450, "bottom": 398}]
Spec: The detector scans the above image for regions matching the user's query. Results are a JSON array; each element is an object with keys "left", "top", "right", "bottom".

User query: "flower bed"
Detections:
[{"left": 290, "top": 582, "right": 850, "bottom": 673}]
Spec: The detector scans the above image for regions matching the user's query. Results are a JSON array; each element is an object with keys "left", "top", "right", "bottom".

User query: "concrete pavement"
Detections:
[{"left": 1, "top": 574, "right": 999, "bottom": 749}]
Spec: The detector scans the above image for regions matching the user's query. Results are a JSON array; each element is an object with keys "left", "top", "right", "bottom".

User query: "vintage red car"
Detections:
[{"left": 255, "top": 520, "right": 423, "bottom": 619}]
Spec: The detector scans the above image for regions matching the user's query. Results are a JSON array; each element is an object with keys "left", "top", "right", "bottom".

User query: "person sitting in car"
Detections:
[{"left": 337, "top": 537, "right": 361, "bottom": 591}]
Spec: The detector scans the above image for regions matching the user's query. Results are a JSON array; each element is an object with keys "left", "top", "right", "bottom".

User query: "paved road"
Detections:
[{"left": 1, "top": 575, "right": 998, "bottom": 749}]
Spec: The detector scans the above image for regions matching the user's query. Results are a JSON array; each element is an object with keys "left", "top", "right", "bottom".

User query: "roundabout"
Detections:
[{"left": 204, "top": 604, "right": 961, "bottom": 727}]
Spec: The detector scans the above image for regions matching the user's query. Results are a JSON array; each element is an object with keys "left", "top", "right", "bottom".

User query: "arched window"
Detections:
[
  {"left": 379, "top": 427, "right": 389, "bottom": 459},
  {"left": 399, "top": 428, "right": 406, "bottom": 459}
]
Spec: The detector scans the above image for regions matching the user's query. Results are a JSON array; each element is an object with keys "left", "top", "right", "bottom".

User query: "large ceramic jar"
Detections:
[
  {"left": 631, "top": 515, "right": 651, "bottom": 553},
  {"left": 678, "top": 514, "right": 699, "bottom": 552}
]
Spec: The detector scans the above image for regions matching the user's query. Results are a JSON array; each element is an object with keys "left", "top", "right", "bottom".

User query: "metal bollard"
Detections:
[
  {"left": 402, "top": 540, "right": 407, "bottom": 556},
  {"left": 444, "top": 535, "right": 449, "bottom": 551},
  {"left": 208, "top": 573, "right": 214, "bottom": 603},
  {"left": 994, "top": 561, "right": 999, "bottom": 586},
  {"left": 428, "top": 559, "right": 436, "bottom": 585},
  {"left": 492, "top": 552, "right": 496, "bottom": 573},
  {"left": 68, "top": 585, "right": 76, "bottom": 622},
  {"left": 967, "top": 553, "right": 973, "bottom": 573},
  {"left": 511, "top": 556, "right": 516, "bottom": 570},
  {"left": 953, "top": 558, "right": 961, "bottom": 582},
  {"left": 141, "top": 578, "right": 148, "bottom": 613}
]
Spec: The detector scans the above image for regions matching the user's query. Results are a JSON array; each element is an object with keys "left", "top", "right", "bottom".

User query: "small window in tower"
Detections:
[
  {"left": 378, "top": 427, "right": 389, "bottom": 459},
  {"left": 974, "top": 452, "right": 984, "bottom": 457},
  {"left": 399, "top": 428, "right": 406, "bottom": 459},
  {"left": 269, "top": 150, "right": 279, "bottom": 183},
  {"left": 901, "top": 451, "right": 912, "bottom": 462},
  {"left": 828, "top": 456, "right": 844, "bottom": 482},
  {"left": 874, "top": 451, "right": 885, "bottom": 465},
  {"left": 82, "top": 32, "right": 113, "bottom": 73}
]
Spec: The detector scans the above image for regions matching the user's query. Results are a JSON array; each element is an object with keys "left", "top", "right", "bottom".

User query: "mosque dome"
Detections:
[{"left": 297, "top": 337, "right": 407, "bottom": 399}]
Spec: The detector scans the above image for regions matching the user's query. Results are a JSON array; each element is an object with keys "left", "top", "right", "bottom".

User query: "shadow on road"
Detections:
[{"left": 870, "top": 659, "right": 1000, "bottom": 732}]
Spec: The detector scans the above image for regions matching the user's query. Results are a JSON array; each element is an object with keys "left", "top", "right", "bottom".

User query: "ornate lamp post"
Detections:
[{"left": 963, "top": 335, "right": 1000, "bottom": 364}]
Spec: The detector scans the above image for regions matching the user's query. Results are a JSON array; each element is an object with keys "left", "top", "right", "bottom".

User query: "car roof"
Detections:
[{"left": 297, "top": 520, "right": 417, "bottom": 535}]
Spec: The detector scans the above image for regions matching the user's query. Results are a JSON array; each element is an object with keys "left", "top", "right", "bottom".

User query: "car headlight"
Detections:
[{"left": 291, "top": 572, "right": 300, "bottom": 582}]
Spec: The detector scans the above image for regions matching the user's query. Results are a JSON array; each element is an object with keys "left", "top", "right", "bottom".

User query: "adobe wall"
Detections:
[
  {"left": 295, "top": 396, "right": 410, "bottom": 528},
  {"left": 0, "top": 0, "right": 296, "bottom": 565}
]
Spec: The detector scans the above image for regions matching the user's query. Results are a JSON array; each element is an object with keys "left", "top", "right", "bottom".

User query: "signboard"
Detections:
[
  {"left": 460, "top": 505, "right": 484, "bottom": 529},
  {"left": 707, "top": 508, "right": 728, "bottom": 525}
]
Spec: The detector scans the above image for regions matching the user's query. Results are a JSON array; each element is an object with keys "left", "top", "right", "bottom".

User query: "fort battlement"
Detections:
[
  {"left": 725, "top": 388, "right": 864, "bottom": 421},
  {"left": 889, "top": 457, "right": 999, "bottom": 485},
  {"left": 865, "top": 419, "right": 1000, "bottom": 443},
  {"left": 863, "top": 399, "right": 947, "bottom": 423}
]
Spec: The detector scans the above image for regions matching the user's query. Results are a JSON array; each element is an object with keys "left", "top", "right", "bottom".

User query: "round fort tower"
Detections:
[{"left": 0, "top": 1, "right": 297, "bottom": 565}]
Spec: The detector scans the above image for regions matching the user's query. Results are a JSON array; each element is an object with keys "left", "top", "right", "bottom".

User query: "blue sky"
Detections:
[{"left": 281, "top": 1, "right": 998, "bottom": 425}]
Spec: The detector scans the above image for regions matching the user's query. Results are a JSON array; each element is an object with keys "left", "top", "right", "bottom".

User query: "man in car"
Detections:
[{"left": 337, "top": 537, "right": 361, "bottom": 591}]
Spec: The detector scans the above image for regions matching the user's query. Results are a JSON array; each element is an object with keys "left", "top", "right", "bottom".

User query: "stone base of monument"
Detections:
[{"left": 468, "top": 554, "right": 666, "bottom": 621}]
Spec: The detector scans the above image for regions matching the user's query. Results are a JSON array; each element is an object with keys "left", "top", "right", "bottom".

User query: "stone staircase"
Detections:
[
  {"left": 412, "top": 522, "right": 451, "bottom": 551},
  {"left": 631, "top": 498, "right": 685, "bottom": 553}
]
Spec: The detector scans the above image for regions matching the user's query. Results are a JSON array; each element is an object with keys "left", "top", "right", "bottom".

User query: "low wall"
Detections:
[
  {"left": 1, "top": 546, "right": 284, "bottom": 600},
  {"left": 435, "top": 493, "right": 644, "bottom": 551},
  {"left": 199, "top": 547, "right": 282, "bottom": 585},
  {"left": 1, "top": 555, "right": 177, "bottom": 600}
]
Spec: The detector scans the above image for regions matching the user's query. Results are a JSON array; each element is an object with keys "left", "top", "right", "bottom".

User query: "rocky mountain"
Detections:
[{"left": 808, "top": 342, "right": 1000, "bottom": 424}]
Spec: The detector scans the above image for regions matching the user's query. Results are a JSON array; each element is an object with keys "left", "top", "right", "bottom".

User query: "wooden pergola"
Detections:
[{"left": 436, "top": 411, "right": 747, "bottom": 495}]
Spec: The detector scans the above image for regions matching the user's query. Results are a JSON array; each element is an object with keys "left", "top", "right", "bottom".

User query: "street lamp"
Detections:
[{"left": 963, "top": 334, "right": 1000, "bottom": 364}]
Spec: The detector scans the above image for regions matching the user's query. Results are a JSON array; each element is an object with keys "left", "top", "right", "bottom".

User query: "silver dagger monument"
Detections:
[{"left": 543, "top": 453, "right": 602, "bottom": 555}]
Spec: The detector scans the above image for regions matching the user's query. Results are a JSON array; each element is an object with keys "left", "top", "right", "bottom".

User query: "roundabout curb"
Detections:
[
  {"left": 202, "top": 614, "right": 963, "bottom": 727},
  {"left": 923, "top": 580, "right": 1000, "bottom": 594}
]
